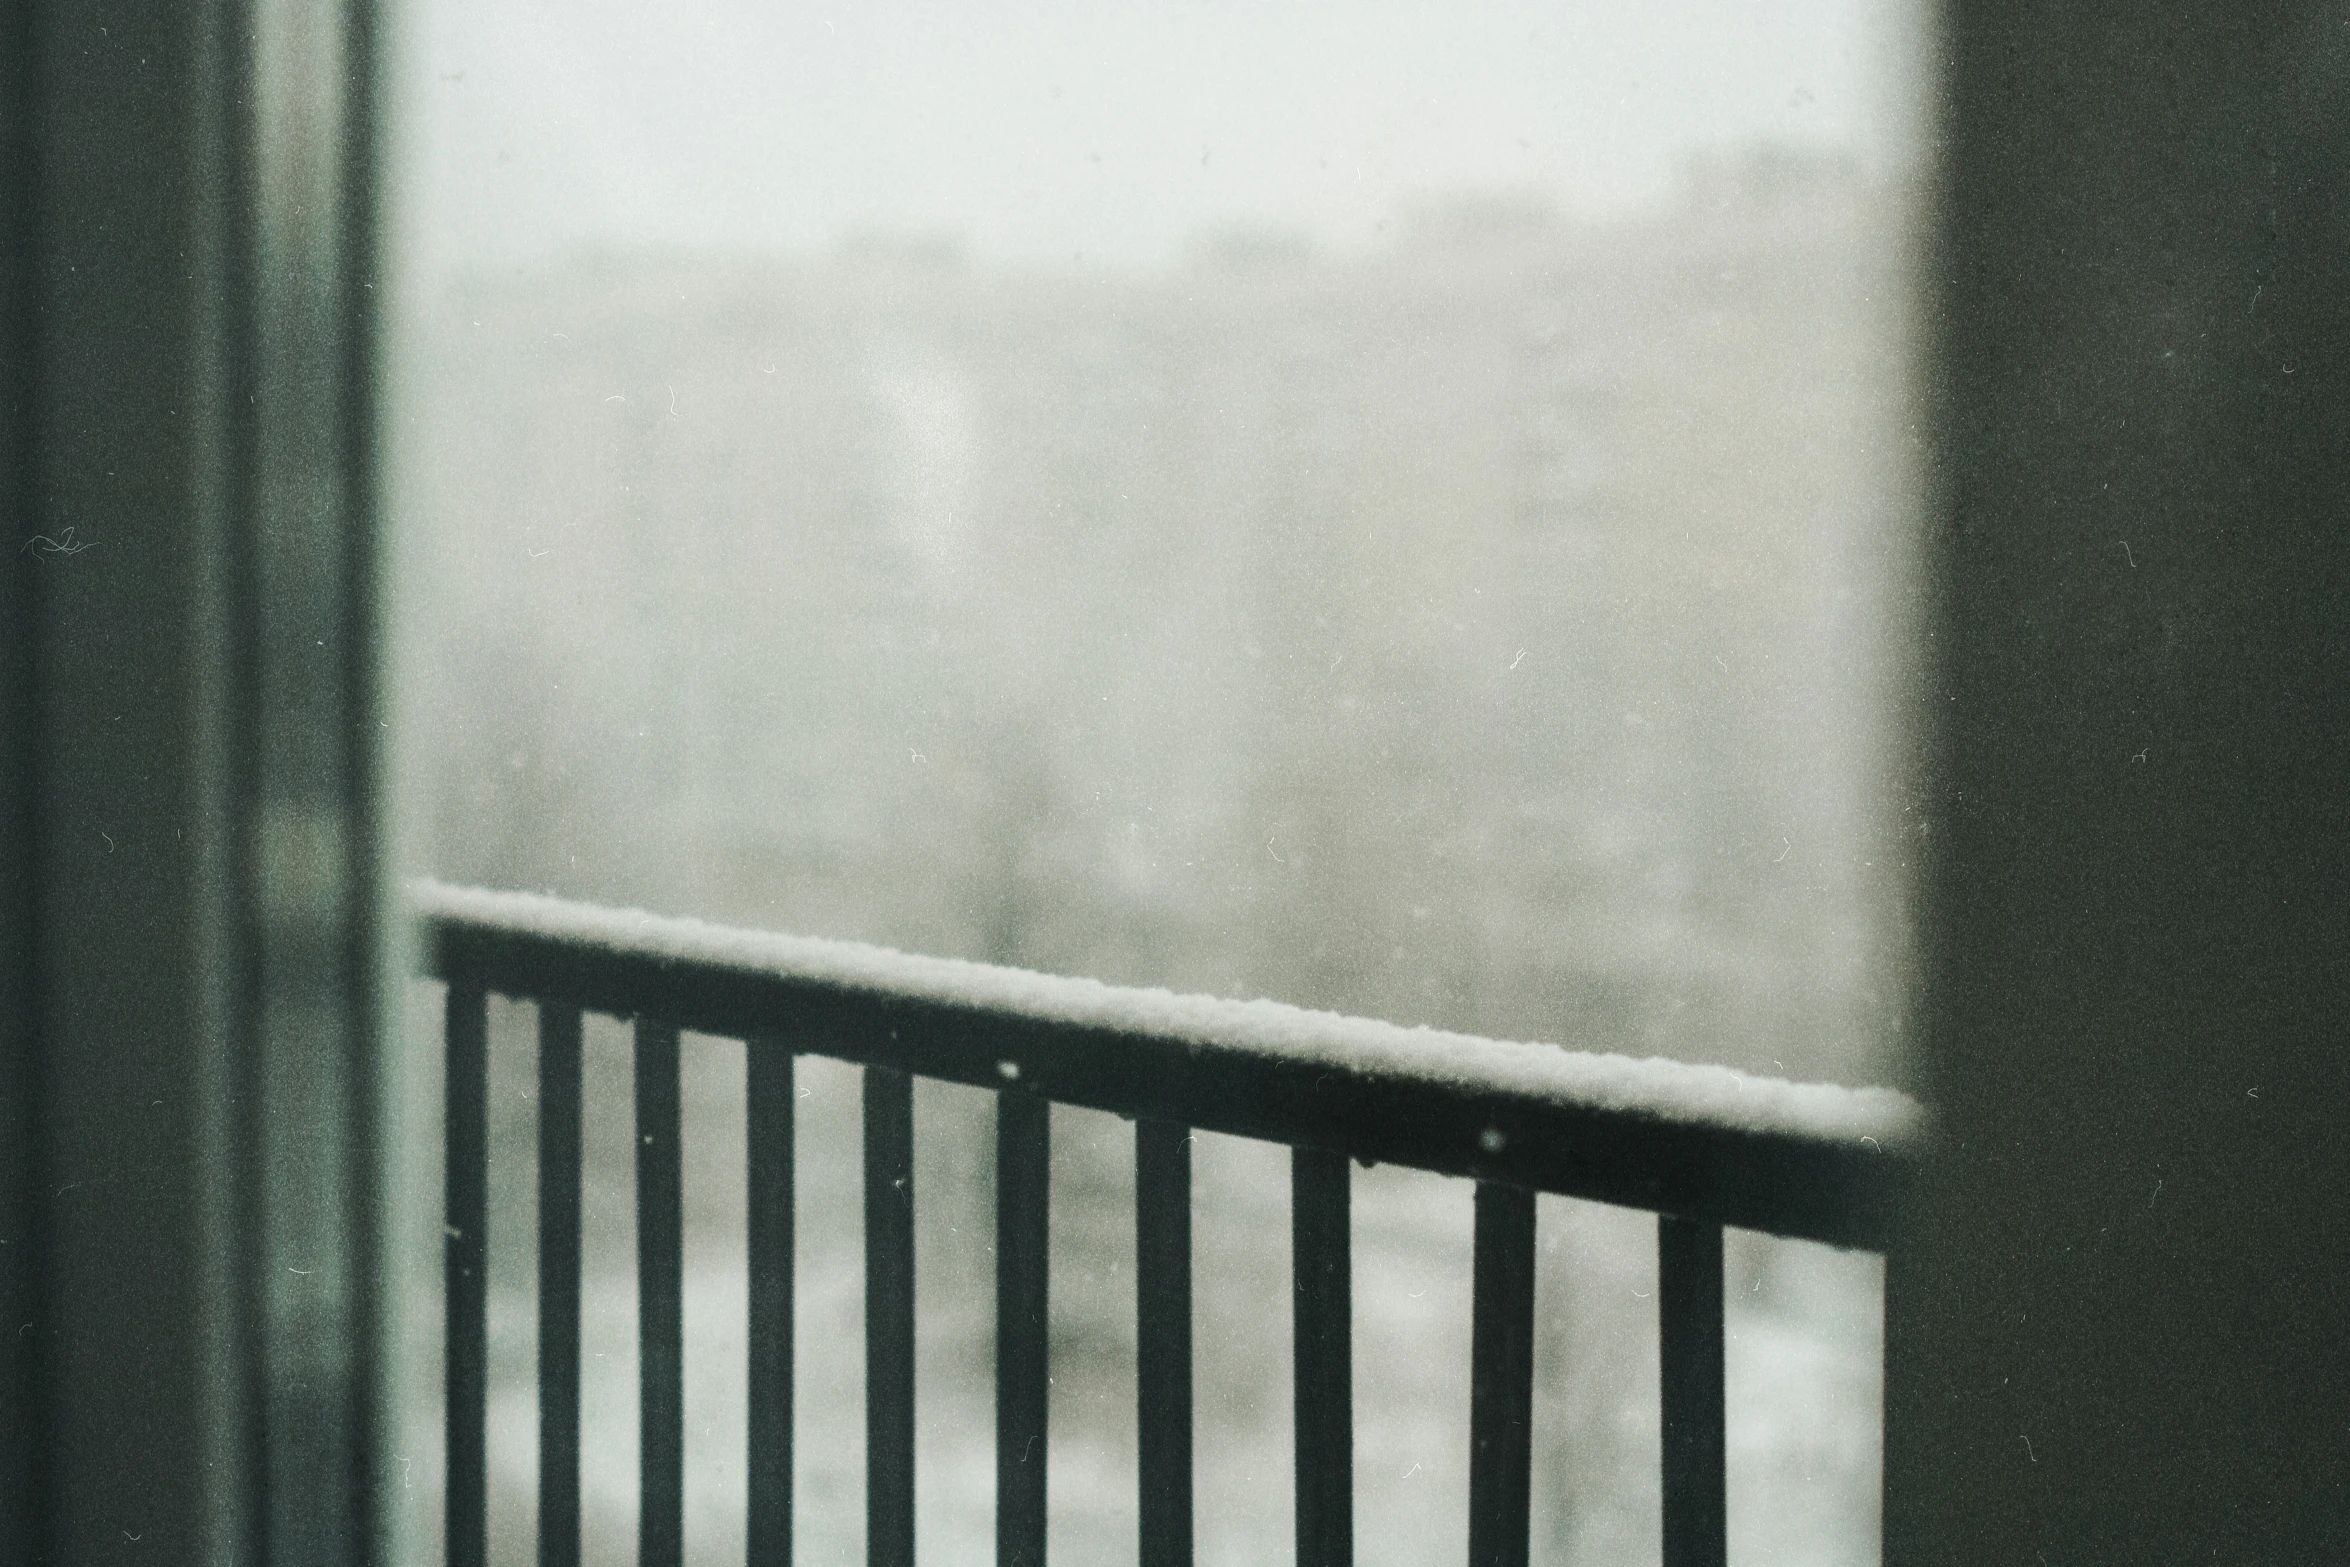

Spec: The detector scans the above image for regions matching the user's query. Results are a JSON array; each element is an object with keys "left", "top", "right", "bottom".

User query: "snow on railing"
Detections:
[
  {"left": 416, "top": 881, "right": 1919, "bottom": 1154},
  {"left": 415, "top": 880, "right": 1921, "bottom": 1567}
]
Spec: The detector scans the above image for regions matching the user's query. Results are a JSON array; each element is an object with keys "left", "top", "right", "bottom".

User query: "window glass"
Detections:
[
  {"left": 396, "top": 0, "right": 1925, "bottom": 1081},
  {"left": 390, "top": 4, "right": 1926, "bottom": 1562}
]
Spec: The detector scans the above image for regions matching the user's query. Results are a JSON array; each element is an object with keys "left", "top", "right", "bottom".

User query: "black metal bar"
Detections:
[
  {"left": 445, "top": 981, "right": 489, "bottom": 1567},
  {"left": 748, "top": 1039, "right": 795, "bottom": 1567},
  {"left": 1467, "top": 1183, "right": 1537, "bottom": 1567},
  {"left": 637, "top": 1021, "right": 685, "bottom": 1567},
  {"left": 1135, "top": 1120, "right": 1193, "bottom": 1567},
  {"left": 865, "top": 1066, "right": 916, "bottom": 1567},
  {"left": 1658, "top": 1215, "right": 1726, "bottom": 1567},
  {"left": 538, "top": 1003, "right": 584, "bottom": 1567},
  {"left": 997, "top": 1090, "right": 1050, "bottom": 1567},
  {"left": 1292, "top": 1145, "right": 1351, "bottom": 1567},
  {"left": 417, "top": 894, "right": 1917, "bottom": 1251}
]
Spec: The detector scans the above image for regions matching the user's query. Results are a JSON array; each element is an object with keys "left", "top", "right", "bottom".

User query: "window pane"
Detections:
[
  {"left": 388, "top": 4, "right": 1926, "bottom": 1563},
  {"left": 394, "top": 0, "right": 1925, "bottom": 1080}
]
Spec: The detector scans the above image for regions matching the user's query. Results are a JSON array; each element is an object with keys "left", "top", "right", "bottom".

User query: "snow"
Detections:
[{"left": 411, "top": 880, "right": 1923, "bottom": 1151}]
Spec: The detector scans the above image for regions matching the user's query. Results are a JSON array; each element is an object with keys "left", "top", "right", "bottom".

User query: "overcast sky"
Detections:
[{"left": 392, "top": 0, "right": 1932, "bottom": 276}]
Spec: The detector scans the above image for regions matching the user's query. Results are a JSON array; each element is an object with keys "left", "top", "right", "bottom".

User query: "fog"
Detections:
[
  {"left": 388, "top": 4, "right": 1926, "bottom": 1564},
  {"left": 399, "top": 0, "right": 1928, "bottom": 274}
]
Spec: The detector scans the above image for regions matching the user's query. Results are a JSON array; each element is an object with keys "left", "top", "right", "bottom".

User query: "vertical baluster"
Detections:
[
  {"left": 1658, "top": 1215, "right": 1726, "bottom": 1567},
  {"left": 997, "top": 1090, "right": 1050, "bottom": 1567},
  {"left": 865, "top": 1066, "right": 916, "bottom": 1567},
  {"left": 444, "top": 981, "right": 489, "bottom": 1567},
  {"left": 1292, "top": 1146, "right": 1351, "bottom": 1567},
  {"left": 637, "top": 1021, "right": 685, "bottom": 1567},
  {"left": 1135, "top": 1120, "right": 1193, "bottom": 1567},
  {"left": 1467, "top": 1183, "right": 1536, "bottom": 1567},
  {"left": 748, "top": 1040, "right": 796, "bottom": 1567},
  {"left": 538, "top": 1004, "right": 584, "bottom": 1567}
]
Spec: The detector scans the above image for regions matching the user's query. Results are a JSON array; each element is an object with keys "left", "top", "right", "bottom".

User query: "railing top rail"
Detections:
[{"left": 413, "top": 881, "right": 1923, "bottom": 1250}]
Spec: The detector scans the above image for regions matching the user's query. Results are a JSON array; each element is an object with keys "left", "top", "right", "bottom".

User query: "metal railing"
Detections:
[{"left": 416, "top": 881, "right": 1921, "bottom": 1567}]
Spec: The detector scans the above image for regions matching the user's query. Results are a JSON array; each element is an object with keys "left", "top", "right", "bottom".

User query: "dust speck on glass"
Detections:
[{"left": 389, "top": 2, "right": 1927, "bottom": 1563}]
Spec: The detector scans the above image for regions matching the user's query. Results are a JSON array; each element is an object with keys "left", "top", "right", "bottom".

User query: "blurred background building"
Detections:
[
  {"left": 401, "top": 150, "right": 1915, "bottom": 1567},
  {"left": 410, "top": 149, "right": 1915, "bottom": 1089}
]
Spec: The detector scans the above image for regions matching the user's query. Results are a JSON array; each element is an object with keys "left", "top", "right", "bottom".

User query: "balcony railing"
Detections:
[{"left": 415, "top": 881, "right": 1922, "bottom": 1567}]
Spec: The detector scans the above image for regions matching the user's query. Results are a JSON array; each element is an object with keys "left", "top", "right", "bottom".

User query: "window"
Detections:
[
  {"left": 398, "top": 0, "right": 1928, "bottom": 1076},
  {"left": 389, "top": 6, "right": 1928, "bottom": 1563},
  {"left": 13, "top": 4, "right": 2347, "bottom": 1562}
]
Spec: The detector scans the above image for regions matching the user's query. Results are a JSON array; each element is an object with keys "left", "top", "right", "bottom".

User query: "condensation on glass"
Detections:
[{"left": 387, "top": 4, "right": 1927, "bottom": 1565}]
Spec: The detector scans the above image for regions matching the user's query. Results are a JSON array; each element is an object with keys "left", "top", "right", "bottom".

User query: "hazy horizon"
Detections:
[{"left": 393, "top": 0, "right": 1931, "bottom": 279}]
